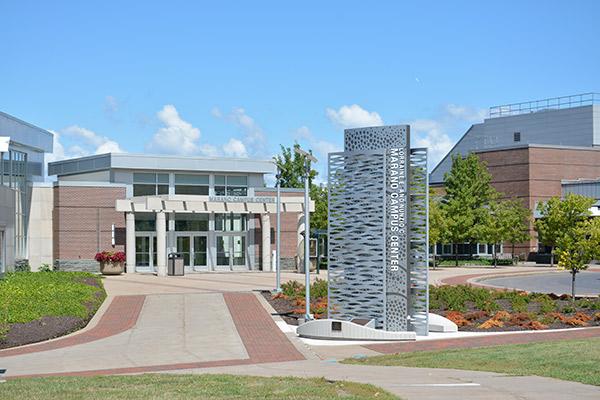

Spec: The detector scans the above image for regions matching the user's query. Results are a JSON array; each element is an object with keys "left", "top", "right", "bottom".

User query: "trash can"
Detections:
[{"left": 168, "top": 253, "right": 184, "bottom": 276}]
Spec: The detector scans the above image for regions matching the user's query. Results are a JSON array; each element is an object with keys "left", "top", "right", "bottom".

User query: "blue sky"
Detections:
[{"left": 1, "top": 1, "right": 599, "bottom": 179}]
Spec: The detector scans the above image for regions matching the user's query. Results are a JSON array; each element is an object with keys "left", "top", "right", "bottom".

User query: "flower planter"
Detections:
[
  {"left": 95, "top": 251, "right": 126, "bottom": 275},
  {"left": 99, "top": 261, "right": 124, "bottom": 275}
]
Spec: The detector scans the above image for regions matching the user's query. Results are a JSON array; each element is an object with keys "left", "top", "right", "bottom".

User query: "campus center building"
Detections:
[
  {"left": 48, "top": 153, "right": 313, "bottom": 273},
  {"left": 430, "top": 93, "right": 600, "bottom": 260},
  {"left": 0, "top": 111, "right": 54, "bottom": 273}
]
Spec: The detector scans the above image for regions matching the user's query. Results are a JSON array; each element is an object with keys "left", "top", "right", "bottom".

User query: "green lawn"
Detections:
[
  {"left": 0, "top": 271, "right": 106, "bottom": 338},
  {"left": 1, "top": 374, "right": 398, "bottom": 400},
  {"left": 344, "top": 338, "right": 600, "bottom": 386}
]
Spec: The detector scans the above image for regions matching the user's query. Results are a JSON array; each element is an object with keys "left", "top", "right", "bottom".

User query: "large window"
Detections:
[
  {"left": 175, "top": 174, "right": 209, "bottom": 195},
  {"left": 214, "top": 175, "right": 248, "bottom": 196},
  {"left": 174, "top": 213, "right": 209, "bottom": 231},
  {"left": 135, "top": 214, "right": 156, "bottom": 231},
  {"left": 215, "top": 213, "right": 247, "bottom": 232},
  {"left": 133, "top": 173, "right": 169, "bottom": 196}
]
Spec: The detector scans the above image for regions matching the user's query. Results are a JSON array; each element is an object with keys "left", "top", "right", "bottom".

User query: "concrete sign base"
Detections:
[{"left": 297, "top": 319, "right": 417, "bottom": 341}]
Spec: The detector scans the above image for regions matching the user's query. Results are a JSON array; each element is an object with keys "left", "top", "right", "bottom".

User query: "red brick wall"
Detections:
[
  {"left": 53, "top": 186, "right": 126, "bottom": 260},
  {"left": 254, "top": 191, "right": 304, "bottom": 267},
  {"left": 477, "top": 146, "right": 600, "bottom": 256}
]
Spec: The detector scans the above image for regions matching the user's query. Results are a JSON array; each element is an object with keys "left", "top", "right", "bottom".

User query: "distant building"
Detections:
[
  {"left": 48, "top": 153, "right": 311, "bottom": 273},
  {"left": 430, "top": 93, "right": 600, "bottom": 260},
  {"left": 0, "top": 111, "right": 53, "bottom": 272}
]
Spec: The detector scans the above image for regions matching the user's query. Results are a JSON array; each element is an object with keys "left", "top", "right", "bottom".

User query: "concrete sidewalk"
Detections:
[{"left": 171, "top": 359, "right": 600, "bottom": 400}]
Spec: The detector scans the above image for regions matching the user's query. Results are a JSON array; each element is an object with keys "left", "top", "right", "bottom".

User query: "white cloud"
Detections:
[
  {"left": 409, "top": 104, "right": 486, "bottom": 167},
  {"left": 63, "top": 125, "right": 124, "bottom": 155},
  {"left": 295, "top": 126, "right": 341, "bottom": 158},
  {"left": 222, "top": 138, "right": 248, "bottom": 157},
  {"left": 146, "top": 105, "right": 202, "bottom": 155},
  {"left": 444, "top": 104, "right": 486, "bottom": 122},
  {"left": 410, "top": 119, "right": 454, "bottom": 166},
  {"left": 325, "top": 104, "right": 383, "bottom": 129},
  {"left": 104, "top": 95, "right": 119, "bottom": 114},
  {"left": 212, "top": 107, "right": 267, "bottom": 156}
]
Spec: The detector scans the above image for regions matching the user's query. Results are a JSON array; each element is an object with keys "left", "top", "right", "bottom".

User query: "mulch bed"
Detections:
[
  {"left": 263, "top": 290, "right": 600, "bottom": 332},
  {"left": 0, "top": 276, "right": 105, "bottom": 350}
]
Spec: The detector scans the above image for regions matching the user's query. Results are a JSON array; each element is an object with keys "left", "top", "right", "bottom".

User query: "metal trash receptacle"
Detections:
[{"left": 168, "top": 253, "right": 184, "bottom": 276}]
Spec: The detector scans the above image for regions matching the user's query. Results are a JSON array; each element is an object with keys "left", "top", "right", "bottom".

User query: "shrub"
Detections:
[
  {"left": 522, "top": 320, "right": 548, "bottom": 330},
  {"left": 38, "top": 263, "right": 53, "bottom": 272},
  {"left": 311, "top": 278, "right": 328, "bottom": 300},
  {"left": 464, "top": 311, "right": 488, "bottom": 321},
  {"left": 445, "top": 311, "right": 470, "bottom": 327},
  {"left": 478, "top": 318, "right": 504, "bottom": 329},
  {"left": 492, "top": 310, "right": 511, "bottom": 321},
  {"left": 281, "top": 280, "right": 304, "bottom": 298}
]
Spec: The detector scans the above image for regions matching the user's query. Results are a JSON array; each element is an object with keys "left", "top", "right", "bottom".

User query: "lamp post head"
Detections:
[{"left": 294, "top": 146, "right": 318, "bottom": 164}]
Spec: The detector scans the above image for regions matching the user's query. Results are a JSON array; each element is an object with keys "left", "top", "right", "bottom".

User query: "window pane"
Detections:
[
  {"left": 133, "top": 173, "right": 156, "bottom": 183},
  {"left": 214, "top": 175, "right": 225, "bottom": 185},
  {"left": 214, "top": 186, "right": 226, "bottom": 196},
  {"left": 157, "top": 184, "right": 169, "bottom": 195},
  {"left": 227, "top": 186, "right": 247, "bottom": 196},
  {"left": 134, "top": 184, "right": 156, "bottom": 196},
  {"left": 157, "top": 173, "right": 169, "bottom": 183},
  {"left": 215, "top": 214, "right": 226, "bottom": 231},
  {"left": 230, "top": 214, "right": 247, "bottom": 232},
  {"left": 175, "top": 174, "right": 209, "bottom": 185},
  {"left": 175, "top": 214, "right": 209, "bottom": 231},
  {"left": 227, "top": 175, "right": 247, "bottom": 186},
  {"left": 175, "top": 185, "right": 209, "bottom": 195}
]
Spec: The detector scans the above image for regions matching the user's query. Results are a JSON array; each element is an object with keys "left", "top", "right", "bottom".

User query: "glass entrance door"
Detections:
[
  {"left": 193, "top": 235, "right": 207, "bottom": 271},
  {"left": 216, "top": 234, "right": 247, "bottom": 270},
  {"left": 176, "top": 236, "right": 191, "bottom": 267},
  {"left": 177, "top": 235, "right": 208, "bottom": 271},
  {"left": 136, "top": 235, "right": 156, "bottom": 272},
  {"left": 216, "top": 236, "right": 231, "bottom": 268}
]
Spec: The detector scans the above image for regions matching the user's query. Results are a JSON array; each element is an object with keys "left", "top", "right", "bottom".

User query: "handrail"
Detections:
[{"left": 489, "top": 92, "right": 599, "bottom": 118}]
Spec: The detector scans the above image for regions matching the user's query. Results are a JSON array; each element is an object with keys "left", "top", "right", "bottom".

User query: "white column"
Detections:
[
  {"left": 156, "top": 211, "right": 167, "bottom": 277},
  {"left": 126, "top": 212, "right": 135, "bottom": 273},
  {"left": 261, "top": 213, "right": 271, "bottom": 271}
]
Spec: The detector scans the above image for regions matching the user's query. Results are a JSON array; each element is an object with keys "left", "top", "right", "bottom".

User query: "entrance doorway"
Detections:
[
  {"left": 135, "top": 234, "right": 157, "bottom": 272},
  {"left": 216, "top": 234, "right": 246, "bottom": 271},
  {"left": 176, "top": 234, "right": 208, "bottom": 271}
]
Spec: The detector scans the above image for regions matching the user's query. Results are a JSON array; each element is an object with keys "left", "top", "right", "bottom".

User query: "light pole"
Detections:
[
  {"left": 274, "top": 164, "right": 282, "bottom": 293},
  {"left": 294, "top": 146, "right": 317, "bottom": 321}
]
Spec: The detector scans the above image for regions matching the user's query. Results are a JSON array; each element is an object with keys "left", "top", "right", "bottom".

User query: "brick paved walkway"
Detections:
[
  {"left": 0, "top": 295, "right": 146, "bottom": 358},
  {"left": 440, "top": 267, "right": 600, "bottom": 286},
  {"left": 8, "top": 292, "right": 305, "bottom": 379},
  {"left": 365, "top": 326, "right": 600, "bottom": 354}
]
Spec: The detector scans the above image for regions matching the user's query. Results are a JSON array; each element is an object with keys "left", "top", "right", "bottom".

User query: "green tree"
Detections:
[
  {"left": 274, "top": 144, "right": 327, "bottom": 230},
  {"left": 273, "top": 144, "right": 317, "bottom": 188},
  {"left": 429, "top": 191, "right": 447, "bottom": 269},
  {"left": 442, "top": 153, "right": 497, "bottom": 266},
  {"left": 503, "top": 198, "right": 532, "bottom": 261},
  {"left": 535, "top": 194, "right": 594, "bottom": 267},
  {"left": 556, "top": 217, "right": 600, "bottom": 302},
  {"left": 309, "top": 184, "right": 328, "bottom": 230}
]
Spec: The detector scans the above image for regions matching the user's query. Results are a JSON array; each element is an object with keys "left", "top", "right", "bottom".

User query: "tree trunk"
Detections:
[
  {"left": 511, "top": 243, "right": 516, "bottom": 265},
  {"left": 493, "top": 244, "right": 498, "bottom": 268},
  {"left": 571, "top": 270, "right": 577, "bottom": 304},
  {"left": 454, "top": 243, "right": 459, "bottom": 267},
  {"left": 550, "top": 247, "right": 554, "bottom": 268},
  {"left": 432, "top": 244, "right": 437, "bottom": 270}
]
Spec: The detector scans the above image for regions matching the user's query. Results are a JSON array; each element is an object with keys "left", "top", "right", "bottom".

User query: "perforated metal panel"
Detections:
[
  {"left": 327, "top": 125, "right": 429, "bottom": 334},
  {"left": 408, "top": 148, "right": 429, "bottom": 335},
  {"left": 328, "top": 150, "right": 386, "bottom": 327}
]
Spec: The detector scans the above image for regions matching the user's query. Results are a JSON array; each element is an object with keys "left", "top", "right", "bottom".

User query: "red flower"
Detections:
[{"left": 95, "top": 251, "right": 126, "bottom": 263}]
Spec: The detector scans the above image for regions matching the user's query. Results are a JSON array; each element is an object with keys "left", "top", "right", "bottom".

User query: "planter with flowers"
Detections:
[{"left": 95, "top": 251, "right": 126, "bottom": 275}]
